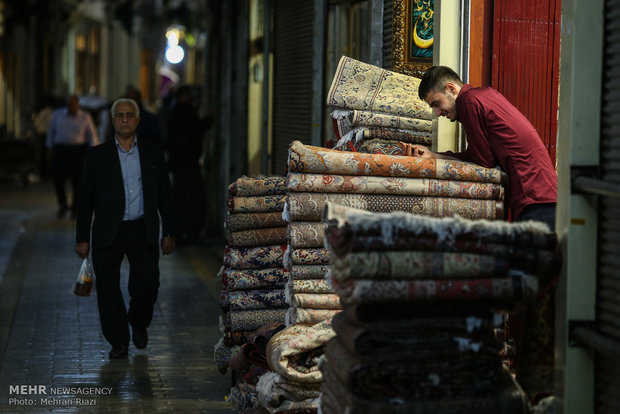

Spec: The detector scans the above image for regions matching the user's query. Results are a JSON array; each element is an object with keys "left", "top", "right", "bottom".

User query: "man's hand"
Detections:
[
  {"left": 161, "top": 236, "right": 176, "bottom": 255},
  {"left": 75, "top": 242, "right": 90, "bottom": 258},
  {"left": 400, "top": 143, "right": 436, "bottom": 159}
]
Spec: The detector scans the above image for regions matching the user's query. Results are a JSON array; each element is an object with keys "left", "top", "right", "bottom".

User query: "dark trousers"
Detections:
[
  {"left": 51, "top": 144, "right": 88, "bottom": 212},
  {"left": 516, "top": 202, "right": 556, "bottom": 231},
  {"left": 512, "top": 201, "right": 557, "bottom": 396},
  {"left": 91, "top": 219, "right": 159, "bottom": 348},
  {"left": 172, "top": 166, "right": 206, "bottom": 242}
]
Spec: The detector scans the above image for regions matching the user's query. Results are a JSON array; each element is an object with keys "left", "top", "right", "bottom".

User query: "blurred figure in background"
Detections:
[
  {"left": 124, "top": 86, "right": 164, "bottom": 145},
  {"left": 33, "top": 95, "right": 57, "bottom": 178},
  {"left": 166, "top": 85, "right": 211, "bottom": 245},
  {"left": 46, "top": 94, "right": 99, "bottom": 218}
]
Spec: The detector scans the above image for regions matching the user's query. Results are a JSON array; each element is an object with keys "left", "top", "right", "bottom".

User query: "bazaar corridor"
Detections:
[{"left": 0, "top": 181, "right": 232, "bottom": 413}]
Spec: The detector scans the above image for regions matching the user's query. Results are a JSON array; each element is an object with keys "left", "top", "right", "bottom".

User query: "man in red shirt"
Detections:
[
  {"left": 409, "top": 66, "right": 557, "bottom": 229},
  {"left": 410, "top": 66, "right": 558, "bottom": 401}
]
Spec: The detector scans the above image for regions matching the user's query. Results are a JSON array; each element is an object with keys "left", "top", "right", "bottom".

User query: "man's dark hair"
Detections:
[{"left": 418, "top": 66, "right": 464, "bottom": 101}]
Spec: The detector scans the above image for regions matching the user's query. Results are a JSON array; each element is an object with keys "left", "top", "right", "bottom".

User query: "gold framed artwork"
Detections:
[{"left": 392, "top": 0, "right": 434, "bottom": 78}]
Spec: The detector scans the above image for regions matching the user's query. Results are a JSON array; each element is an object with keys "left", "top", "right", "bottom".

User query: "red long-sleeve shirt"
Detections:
[{"left": 442, "top": 84, "right": 557, "bottom": 219}]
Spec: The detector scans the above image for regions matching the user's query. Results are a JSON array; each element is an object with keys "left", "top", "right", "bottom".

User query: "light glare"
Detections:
[{"left": 165, "top": 45, "right": 184, "bottom": 64}]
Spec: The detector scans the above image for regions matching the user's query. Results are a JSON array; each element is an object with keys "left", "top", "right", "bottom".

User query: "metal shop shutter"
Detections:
[
  {"left": 598, "top": 1, "right": 620, "bottom": 412},
  {"left": 491, "top": 0, "right": 561, "bottom": 165},
  {"left": 383, "top": 0, "right": 393, "bottom": 69},
  {"left": 272, "top": 0, "right": 315, "bottom": 175}
]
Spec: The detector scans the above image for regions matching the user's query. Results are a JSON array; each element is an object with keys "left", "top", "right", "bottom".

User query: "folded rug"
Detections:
[
  {"left": 229, "top": 289, "right": 287, "bottom": 311},
  {"left": 288, "top": 141, "right": 503, "bottom": 183},
  {"left": 266, "top": 320, "right": 335, "bottom": 383},
  {"left": 242, "top": 342, "right": 270, "bottom": 370},
  {"left": 213, "top": 337, "right": 241, "bottom": 375},
  {"left": 286, "top": 278, "right": 333, "bottom": 294},
  {"left": 220, "top": 288, "right": 230, "bottom": 309},
  {"left": 319, "top": 354, "right": 529, "bottom": 414},
  {"left": 351, "top": 138, "right": 412, "bottom": 155},
  {"left": 323, "top": 202, "right": 556, "bottom": 248},
  {"left": 340, "top": 301, "right": 501, "bottom": 324},
  {"left": 290, "top": 265, "right": 329, "bottom": 280},
  {"left": 289, "top": 293, "right": 341, "bottom": 310},
  {"left": 327, "top": 56, "right": 433, "bottom": 119},
  {"left": 256, "top": 371, "right": 320, "bottom": 414},
  {"left": 288, "top": 222, "right": 327, "bottom": 249},
  {"left": 286, "top": 192, "right": 504, "bottom": 221},
  {"left": 224, "top": 329, "right": 254, "bottom": 346},
  {"left": 228, "top": 195, "right": 287, "bottom": 213},
  {"left": 222, "top": 267, "right": 288, "bottom": 290},
  {"left": 284, "top": 247, "right": 330, "bottom": 267},
  {"left": 228, "top": 175, "right": 288, "bottom": 196},
  {"left": 225, "top": 245, "right": 287, "bottom": 269},
  {"left": 332, "top": 108, "right": 433, "bottom": 138},
  {"left": 225, "top": 309, "right": 288, "bottom": 332},
  {"left": 324, "top": 336, "right": 503, "bottom": 401},
  {"left": 285, "top": 308, "right": 340, "bottom": 326},
  {"left": 228, "top": 380, "right": 260, "bottom": 412},
  {"left": 326, "top": 229, "right": 560, "bottom": 267},
  {"left": 334, "top": 127, "right": 432, "bottom": 150},
  {"left": 330, "top": 311, "right": 498, "bottom": 358},
  {"left": 287, "top": 172, "right": 504, "bottom": 199},
  {"left": 228, "top": 227, "right": 288, "bottom": 247},
  {"left": 225, "top": 211, "right": 288, "bottom": 232},
  {"left": 329, "top": 250, "right": 508, "bottom": 281},
  {"left": 328, "top": 271, "right": 539, "bottom": 307}
]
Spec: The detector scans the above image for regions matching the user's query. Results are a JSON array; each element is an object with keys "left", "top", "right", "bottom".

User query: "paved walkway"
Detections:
[{"left": 0, "top": 181, "right": 232, "bottom": 413}]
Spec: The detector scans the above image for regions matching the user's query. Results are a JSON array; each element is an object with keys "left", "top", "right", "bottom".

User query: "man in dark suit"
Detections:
[{"left": 75, "top": 98, "right": 175, "bottom": 359}]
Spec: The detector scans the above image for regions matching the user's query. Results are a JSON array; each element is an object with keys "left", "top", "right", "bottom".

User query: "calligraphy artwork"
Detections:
[{"left": 393, "top": 0, "right": 434, "bottom": 78}]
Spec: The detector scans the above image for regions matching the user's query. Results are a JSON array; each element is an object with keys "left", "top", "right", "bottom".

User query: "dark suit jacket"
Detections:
[{"left": 76, "top": 139, "right": 175, "bottom": 249}]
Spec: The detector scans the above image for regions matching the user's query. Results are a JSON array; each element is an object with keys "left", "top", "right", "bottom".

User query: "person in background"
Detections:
[
  {"left": 124, "top": 86, "right": 164, "bottom": 145},
  {"left": 407, "top": 65, "right": 557, "bottom": 229},
  {"left": 166, "top": 85, "right": 211, "bottom": 245},
  {"left": 46, "top": 94, "right": 99, "bottom": 219},
  {"left": 75, "top": 98, "right": 175, "bottom": 359},
  {"left": 33, "top": 95, "right": 57, "bottom": 178}
]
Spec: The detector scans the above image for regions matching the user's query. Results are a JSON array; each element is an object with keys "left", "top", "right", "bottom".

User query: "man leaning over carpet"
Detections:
[
  {"left": 75, "top": 98, "right": 176, "bottom": 359},
  {"left": 407, "top": 66, "right": 558, "bottom": 402},
  {"left": 405, "top": 66, "right": 557, "bottom": 230}
]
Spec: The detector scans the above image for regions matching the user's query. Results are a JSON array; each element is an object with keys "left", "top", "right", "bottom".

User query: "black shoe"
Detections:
[
  {"left": 132, "top": 327, "right": 148, "bottom": 349},
  {"left": 108, "top": 345, "right": 129, "bottom": 359}
]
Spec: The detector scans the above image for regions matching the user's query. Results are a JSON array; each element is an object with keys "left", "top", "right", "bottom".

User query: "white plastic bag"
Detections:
[{"left": 73, "top": 258, "right": 93, "bottom": 297}]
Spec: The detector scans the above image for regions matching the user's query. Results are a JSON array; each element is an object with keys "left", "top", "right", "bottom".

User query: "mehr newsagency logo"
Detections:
[{"left": 7, "top": 384, "right": 112, "bottom": 407}]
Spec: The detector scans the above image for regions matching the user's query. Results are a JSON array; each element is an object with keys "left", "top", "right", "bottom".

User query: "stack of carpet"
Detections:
[
  {"left": 283, "top": 220, "right": 339, "bottom": 326},
  {"left": 328, "top": 56, "right": 434, "bottom": 155},
  {"left": 286, "top": 140, "right": 505, "bottom": 222},
  {"left": 318, "top": 202, "right": 560, "bottom": 414},
  {"left": 283, "top": 181, "right": 341, "bottom": 326},
  {"left": 283, "top": 139, "right": 506, "bottom": 327},
  {"left": 220, "top": 176, "right": 289, "bottom": 347},
  {"left": 214, "top": 176, "right": 291, "bottom": 412}
]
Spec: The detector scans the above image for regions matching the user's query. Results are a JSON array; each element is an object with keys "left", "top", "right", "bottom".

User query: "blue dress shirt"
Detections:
[{"left": 115, "top": 137, "right": 144, "bottom": 221}]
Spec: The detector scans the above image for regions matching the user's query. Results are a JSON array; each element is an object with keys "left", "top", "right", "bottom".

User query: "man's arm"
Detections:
[
  {"left": 401, "top": 143, "right": 462, "bottom": 161},
  {"left": 156, "top": 146, "right": 176, "bottom": 254},
  {"left": 45, "top": 112, "right": 57, "bottom": 150},
  {"left": 75, "top": 149, "right": 96, "bottom": 254}
]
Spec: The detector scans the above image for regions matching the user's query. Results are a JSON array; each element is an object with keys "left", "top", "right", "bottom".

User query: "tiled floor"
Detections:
[{"left": 0, "top": 181, "right": 232, "bottom": 413}]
